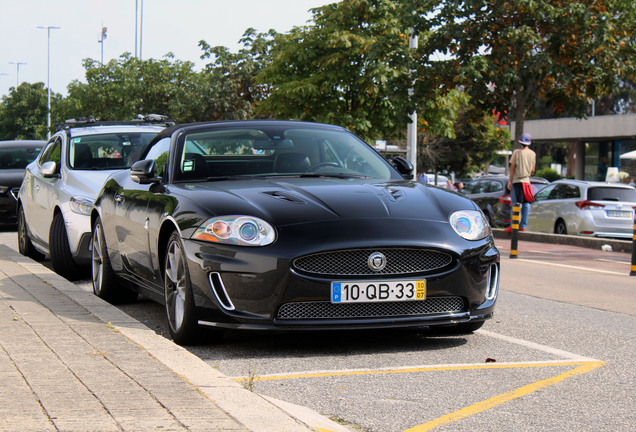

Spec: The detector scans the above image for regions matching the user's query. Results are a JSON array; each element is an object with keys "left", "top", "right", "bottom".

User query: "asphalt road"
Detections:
[{"left": 1, "top": 228, "right": 634, "bottom": 432}]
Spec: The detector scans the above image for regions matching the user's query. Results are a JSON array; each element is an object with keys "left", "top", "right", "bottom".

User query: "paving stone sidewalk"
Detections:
[{"left": 0, "top": 244, "right": 322, "bottom": 432}]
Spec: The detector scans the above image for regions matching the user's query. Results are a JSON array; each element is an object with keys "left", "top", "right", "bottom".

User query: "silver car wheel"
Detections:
[
  {"left": 165, "top": 238, "right": 187, "bottom": 332},
  {"left": 91, "top": 222, "right": 104, "bottom": 295}
]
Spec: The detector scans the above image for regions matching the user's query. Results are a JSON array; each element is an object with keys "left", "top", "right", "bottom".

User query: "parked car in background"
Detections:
[
  {"left": 0, "top": 140, "right": 45, "bottom": 226},
  {"left": 90, "top": 120, "right": 499, "bottom": 345},
  {"left": 419, "top": 173, "right": 451, "bottom": 186},
  {"left": 527, "top": 179, "right": 636, "bottom": 239},
  {"left": 461, "top": 175, "right": 549, "bottom": 227},
  {"left": 17, "top": 115, "right": 173, "bottom": 279}
]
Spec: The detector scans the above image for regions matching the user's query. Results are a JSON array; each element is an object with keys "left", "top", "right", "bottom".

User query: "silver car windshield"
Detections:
[
  {"left": 69, "top": 132, "right": 158, "bottom": 170},
  {"left": 174, "top": 126, "right": 394, "bottom": 181}
]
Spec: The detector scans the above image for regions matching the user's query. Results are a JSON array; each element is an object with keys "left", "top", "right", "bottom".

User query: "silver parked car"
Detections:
[
  {"left": 17, "top": 116, "right": 172, "bottom": 280},
  {"left": 527, "top": 179, "right": 636, "bottom": 239}
]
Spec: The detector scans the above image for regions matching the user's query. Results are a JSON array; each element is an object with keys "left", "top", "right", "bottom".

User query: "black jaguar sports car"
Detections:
[{"left": 91, "top": 120, "right": 499, "bottom": 345}]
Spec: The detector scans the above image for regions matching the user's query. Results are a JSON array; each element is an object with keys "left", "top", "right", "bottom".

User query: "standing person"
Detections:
[{"left": 507, "top": 133, "right": 536, "bottom": 231}]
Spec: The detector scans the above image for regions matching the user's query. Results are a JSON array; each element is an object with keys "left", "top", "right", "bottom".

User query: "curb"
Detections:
[
  {"left": 4, "top": 245, "right": 350, "bottom": 432},
  {"left": 492, "top": 229, "right": 632, "bottom": 253}
]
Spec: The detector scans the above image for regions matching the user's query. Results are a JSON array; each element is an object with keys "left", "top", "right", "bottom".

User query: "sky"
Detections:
[{"left": 0, "top": 0, "right": 336, "bottom": 98}]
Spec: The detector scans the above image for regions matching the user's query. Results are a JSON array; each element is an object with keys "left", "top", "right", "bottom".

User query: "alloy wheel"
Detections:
[{"left": 165, "top": 238, "right": 187, "bottom": 333}]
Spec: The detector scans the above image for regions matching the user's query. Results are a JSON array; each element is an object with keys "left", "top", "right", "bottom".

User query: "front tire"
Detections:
[
  {"left": 92, "top": 217, "right": 137, "bottom": 303},
  {"left": 164, "top": 231, "right": 205, "bottom": 345},
  {"left": 17, "top": 205, "right": 44, "bottom": 261},
  {"left": 49, "top": 212, "right": 83, "bottom": 281}
]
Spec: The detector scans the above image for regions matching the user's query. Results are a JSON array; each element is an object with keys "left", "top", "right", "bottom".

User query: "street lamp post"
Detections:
[
  {"left": 37, "top": 26, "right": 60, "bottom": 139},
  {"left": 8, "top": 62, "right": 27, "bottom": 88}
]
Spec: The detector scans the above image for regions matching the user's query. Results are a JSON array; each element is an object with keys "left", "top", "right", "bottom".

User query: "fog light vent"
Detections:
[
  {"left": 485, "top": 263, "right": 499, "bottom": 301},
  {"left": 209, "top": 273, "right": 235, "bottom": 311}
]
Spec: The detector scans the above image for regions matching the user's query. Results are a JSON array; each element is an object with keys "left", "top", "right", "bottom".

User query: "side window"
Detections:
[
  {"left": 38, "top": 137, "right": 62, "bottom": 167},
  {"left": 144, "top": 138, "right": 170, "bottom": 177},
  {"left": 535, "top": 184, "right": 555, "bottom": 201},
  {"left": 462, "top": 181, "right": 477, "bottom": 194},
  {"left": 550, "top": 184, "right": 570, "bottom": 200},
  {"left": 474, "top": 181, "right": 488, "bottom": 193},
  {"left": 489, "top": 180, "right": 504, "bottom": 193},
  {"left": 563, "top": 185, "right": 580, "bottom": 199}
]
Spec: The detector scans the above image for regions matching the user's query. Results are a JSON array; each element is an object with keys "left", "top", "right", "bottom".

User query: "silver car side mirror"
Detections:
[{"left": 41, "top": 161, "right": 58, "bottom": 178}]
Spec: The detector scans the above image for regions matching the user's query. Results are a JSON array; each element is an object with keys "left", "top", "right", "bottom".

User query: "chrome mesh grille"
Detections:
[
  {"left": 293, "top": 248, "right": 453, "bottom": 277},
  {"left": 277, "top": 297, "right": 464, "bottom": 320}
]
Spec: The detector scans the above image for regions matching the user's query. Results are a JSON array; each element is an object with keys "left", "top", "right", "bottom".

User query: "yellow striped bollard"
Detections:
[
  {"left": 631, "top": 208, "right": 636, "bottom": 276},
  {"left": 510, "top": 203, "right": 520, "bottom": 259}
]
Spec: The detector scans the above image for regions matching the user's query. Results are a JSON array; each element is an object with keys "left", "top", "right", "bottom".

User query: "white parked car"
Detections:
[
  {"left": 527, "top": 179, "right": 636, "bottom": 239},
  {"left": 17, "top": 116, "right": 172, "bottom": 280}
]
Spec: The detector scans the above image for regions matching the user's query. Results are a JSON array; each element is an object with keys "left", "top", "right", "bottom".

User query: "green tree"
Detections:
[
  {"left": 198, "top": 28, "right": 278, "bottom": 120},
  {"left": 0, "top": 82, "right": 61, "bottom": 140},
  {"left": 60, "top": 53, "right": 202, "bottom": 122},
  {"left": 256, "top": 0, "right": 414, "bottom": 142},
  {"left": 419, "top": 107, "right": 509, "bottom": 177},
  {"left": 416, "top": 0, "right": 634, "bottom": 141}
]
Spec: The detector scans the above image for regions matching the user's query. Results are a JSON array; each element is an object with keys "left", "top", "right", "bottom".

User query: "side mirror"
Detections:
[
  {"left": 41, "top": 161, "right": 58, "bottom": 178},
  {"left": 391, "top": 156, "right": 414, "bottom": 180},
  {"left": 130, "top": 159, "right": 161, "bottom": 184}
]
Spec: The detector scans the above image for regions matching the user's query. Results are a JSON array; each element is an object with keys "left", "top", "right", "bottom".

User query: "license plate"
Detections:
[
  {"left": 606, "top": 210, "right": 632, "bottom": 218},
  {"left": 331, "top": 280, "right": 426, "bottom": 303}
]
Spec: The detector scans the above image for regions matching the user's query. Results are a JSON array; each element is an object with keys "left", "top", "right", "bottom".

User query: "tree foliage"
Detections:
[
  {"left": 58, "top": 53, "right": 201, "bottom": 122},
  {"left": 257, "top": 0, "right": 415, "bottom": 142},
  {"left": 198, "top": 28, "right": 278, "bottom": 120},
  {"left": 0, "top": 82, "right": 61, "bottom": 140},
  {"left": 416, "top": 0, "right": 634, "bottom": 140}
]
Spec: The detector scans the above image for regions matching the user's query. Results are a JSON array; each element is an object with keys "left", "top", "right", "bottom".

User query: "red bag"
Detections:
[{"left": 522, "top": 182, "right": 535, "bottom": 203}]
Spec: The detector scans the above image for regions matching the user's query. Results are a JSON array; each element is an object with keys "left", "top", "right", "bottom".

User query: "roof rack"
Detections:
[{"left": 55, "top": 114, "right": 175, "bottom": 131}]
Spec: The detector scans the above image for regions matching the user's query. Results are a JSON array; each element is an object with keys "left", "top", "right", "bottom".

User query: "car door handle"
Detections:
[
  {"left": 35, "top": 185, "right": 40, "bottom": 192},
  {"left": 115, "top": 195, "right": 124, "bottom": 204}
]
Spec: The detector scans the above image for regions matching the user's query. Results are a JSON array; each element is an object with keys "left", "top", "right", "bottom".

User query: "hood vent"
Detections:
[{"left": 261, "top": 191, "right": 306, "bottom": 204}]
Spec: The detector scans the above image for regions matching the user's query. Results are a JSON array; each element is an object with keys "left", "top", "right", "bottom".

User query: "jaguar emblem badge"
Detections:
[{"left": 368, "top": 252, "right": 387, "bottom": 272}]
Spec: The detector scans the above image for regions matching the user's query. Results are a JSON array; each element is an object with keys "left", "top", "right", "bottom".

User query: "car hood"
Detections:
[
  {"left": 173, "top": 178, "right": 479, "bottom": 227},
  {"left": 66, "top": 169, "right": 124, "bottom": 200}
]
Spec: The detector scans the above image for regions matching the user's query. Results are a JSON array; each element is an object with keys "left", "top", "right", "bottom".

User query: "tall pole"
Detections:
[
  {"left": 135, "top": 0, "right": 138, "bottom": 57},
  {"left": 37, "top": 26, "right": 60, "bottom": 139},
  {"left": 406, "top": 33, "right": 418, "bottom": 178},
  {"left": 8, "top": 62, "right": 27, "bottom": 88},
  {"left": 139, "top": 0, "right": 144, "bottom": 60}
]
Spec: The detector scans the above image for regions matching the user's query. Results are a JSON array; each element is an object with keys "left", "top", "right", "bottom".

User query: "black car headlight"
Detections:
[
  {"left": 192, "top": 216, "right": 276, "bottom": 246},
  {"left": 450, "top": 210, "right": 491, "bottom": 240}
]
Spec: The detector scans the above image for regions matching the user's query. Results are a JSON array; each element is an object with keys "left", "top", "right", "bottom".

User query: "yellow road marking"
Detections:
[
  {"left": 232, "top": 360, "right": 599, "bottom": 382},
  {"left": 403, "top": 360, "right": 605, "bottom": 432},
  {"left": 233, "top": 360, "right": 605, "bottom": 432}
]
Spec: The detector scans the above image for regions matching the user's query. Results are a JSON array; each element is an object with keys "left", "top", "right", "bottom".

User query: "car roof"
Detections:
[
  {"left": 552, "top": 179, "right": 635, "bottom": 189},
  {"left": 0, "top": 140, "right": 46, "bottom": 149},
  {"left": 65, "top": 124, "right": 167, "bottom": 137}
]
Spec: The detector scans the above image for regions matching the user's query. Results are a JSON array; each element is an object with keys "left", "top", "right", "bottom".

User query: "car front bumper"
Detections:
[{"left": 181, "top": 233, "right": 500, "bottom": 331}]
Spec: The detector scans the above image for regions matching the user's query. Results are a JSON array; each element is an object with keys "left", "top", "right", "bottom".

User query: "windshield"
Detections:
[
  {"left": 69, "top": 132, "right": 158, "bottom": 170},
  {"left": 174, "top": 126, "right": 395, "bottom": 181},
  {"left": 0, "top": 146, "right": 42, "bottom": 169}
]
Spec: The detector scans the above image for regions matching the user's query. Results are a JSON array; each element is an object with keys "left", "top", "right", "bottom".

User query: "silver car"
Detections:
[
  {"left": 17, "top": 116, "right": 172, "bottom": 280},
  {"left": 527, "top": 179, "right": 636, "bottom": 239}
]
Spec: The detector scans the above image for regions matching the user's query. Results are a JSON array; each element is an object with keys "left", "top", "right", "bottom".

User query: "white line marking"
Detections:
[
  {"left": 478, "top": 330, "right": 599, "bottom": 362},
  {"left": 506, "top": 258, "right": 626, "bottom": 276}
]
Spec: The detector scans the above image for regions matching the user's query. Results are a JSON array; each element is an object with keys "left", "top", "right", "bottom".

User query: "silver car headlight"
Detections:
[
  {"left": 69, "top": 196, "right": 94, "bottom": 215},
  {"left": 450, "top": 210, "right": 491, "bottom": 240},
  {"left": 192, "top": 216, "right": 276, "bottom": 246}
]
